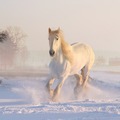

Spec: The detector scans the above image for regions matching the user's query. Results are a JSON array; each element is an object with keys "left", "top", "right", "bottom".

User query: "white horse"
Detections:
[{"left": 46, "top": 28, "right": 95, "bottom": 101}]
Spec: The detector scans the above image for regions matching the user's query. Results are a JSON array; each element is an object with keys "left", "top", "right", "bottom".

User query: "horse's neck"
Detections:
[
  {"left": 61, "top": 39, "right": 74, "bottom": 65},
  {"left": 54, "top": 48, "right": 65, "bottom": 64}
]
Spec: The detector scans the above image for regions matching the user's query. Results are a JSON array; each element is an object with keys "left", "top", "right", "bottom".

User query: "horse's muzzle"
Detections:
[{"left": 49, "top": 50, "right": 55, "bottom": 57}]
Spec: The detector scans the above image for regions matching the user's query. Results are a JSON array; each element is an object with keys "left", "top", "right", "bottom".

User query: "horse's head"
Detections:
[{"left": 48, "top": 27, "right": 62, "bottom": 57}]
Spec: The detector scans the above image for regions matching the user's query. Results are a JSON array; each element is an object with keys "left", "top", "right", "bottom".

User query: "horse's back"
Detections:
[
  {"left": 71, "top": 42, "right": 95, "bottom": 69},
  {"left": 71, "top": 42, "right": 92, "bottom": 54}
]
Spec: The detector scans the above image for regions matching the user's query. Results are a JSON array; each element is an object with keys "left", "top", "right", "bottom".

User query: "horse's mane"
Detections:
[
  {"left": 49, "top": 28, "right": 74, "bottom": 64},
  {"left": 59, "top": 31, "right": 74, "bottom": 64}
]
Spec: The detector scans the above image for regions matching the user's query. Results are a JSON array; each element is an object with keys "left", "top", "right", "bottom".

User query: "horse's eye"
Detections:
[{"left": 56, "top": 37, "right": 59, "bottom": 40}]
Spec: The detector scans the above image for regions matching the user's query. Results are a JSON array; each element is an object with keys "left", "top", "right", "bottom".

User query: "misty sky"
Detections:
[{"left": 0, "top": 0, "right": 120, "bottom": 52}]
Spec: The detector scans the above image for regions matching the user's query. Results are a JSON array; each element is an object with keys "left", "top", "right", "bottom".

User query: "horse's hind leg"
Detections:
[
  {"left": 81, "top": 66, "right": 89, "bottom": 87},
  {"left": 74, "top": 74, "right": 83, "bottom": 97},
  {"left": 46, "top": 78, "right": 55, "bottom": 97},
  {"left": 81, "top": 49, "right": 95, "bottom": 87}
]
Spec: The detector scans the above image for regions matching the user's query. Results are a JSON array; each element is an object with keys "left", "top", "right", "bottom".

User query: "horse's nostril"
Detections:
[
  {"left": 52, "top": 51, "right": 55, "bottom": 55},
  {"left": 49, "top": 50, "right": 55, "bottom": 56}
]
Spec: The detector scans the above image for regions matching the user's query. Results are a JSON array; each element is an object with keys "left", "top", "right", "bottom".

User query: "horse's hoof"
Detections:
[
  {"left": 74, "top": 86, "right": 83, "bottom": 99},
  {"left": 52, "top": 95, "right": 59, "bottom": 102},
  {"left": 74, "top": 86, "right": 82, "bottom": 93},
  {"left": 50, "top": 89, "right": 54, "bottom": 97}
]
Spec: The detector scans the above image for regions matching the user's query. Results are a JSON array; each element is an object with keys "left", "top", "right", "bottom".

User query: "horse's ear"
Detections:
[
  {"left": 48, "top": 28, "right": 51, "bottom": 33},
  {"left": 58, "top": 27, "right": 60, "bottom": 32}
]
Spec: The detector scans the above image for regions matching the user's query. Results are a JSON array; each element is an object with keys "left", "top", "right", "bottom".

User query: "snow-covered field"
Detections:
[{"left": 0, "top": 70, "right": 120, "bottom": 120}]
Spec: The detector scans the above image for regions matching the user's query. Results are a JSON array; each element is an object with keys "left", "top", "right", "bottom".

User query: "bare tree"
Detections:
[
  {"left": 0, "top": 32, "right": 7, "bottom": 42},
  {"left": 0, "top": 26, "right": 27, "bottom": 70},
  {"left": 5, "top": 26, "right": 27, "bottom": 53}
]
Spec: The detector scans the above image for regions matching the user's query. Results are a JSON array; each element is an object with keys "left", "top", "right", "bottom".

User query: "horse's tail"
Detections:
[{"left": 87, "top": 46, "right": 95, "bottom": 70}]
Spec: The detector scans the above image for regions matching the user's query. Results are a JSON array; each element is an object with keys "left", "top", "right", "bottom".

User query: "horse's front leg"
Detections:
[
  {"left": 52, "top": 75, "right": 68, "bottom": 101},
  {"left": 46, "top": 77, "right": 55, "bottom": 97}
]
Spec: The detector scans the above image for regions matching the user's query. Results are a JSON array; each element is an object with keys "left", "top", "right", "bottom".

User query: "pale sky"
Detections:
[{"left": 0, "top": 0, "right": 120, "bottom": 52}]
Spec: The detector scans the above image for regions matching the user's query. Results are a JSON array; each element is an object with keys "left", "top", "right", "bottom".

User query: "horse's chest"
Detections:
[{"left": 49, "top": 60, "right": 70, "bottom": 78}]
